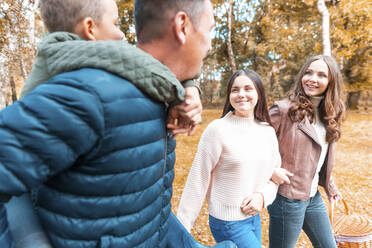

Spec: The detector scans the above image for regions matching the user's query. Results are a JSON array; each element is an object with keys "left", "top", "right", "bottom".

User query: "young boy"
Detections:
[{"left": 7, "top": 1, "right": 125, "bottom": 247}]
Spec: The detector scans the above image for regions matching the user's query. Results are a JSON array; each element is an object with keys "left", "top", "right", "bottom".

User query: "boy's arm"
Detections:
[{"left": 0, "top": 78, "right": 103, "bottom": 199}]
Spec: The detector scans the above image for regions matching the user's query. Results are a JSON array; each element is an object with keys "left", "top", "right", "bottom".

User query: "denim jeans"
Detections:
[
  {"left": 167, "top": 212, "right": 237, "bottom": 248},
  {"left": 0, "top": 203, "right": 13, "bottom": 248},
  {"left": 267, "top": 191, "right": 337, "bottom": 248},
  {"left": 209, "top": 214, "right": 261, "bottom": 248},
  {"left": 6, "top": 194, "right": 52, "bottom": 248}
]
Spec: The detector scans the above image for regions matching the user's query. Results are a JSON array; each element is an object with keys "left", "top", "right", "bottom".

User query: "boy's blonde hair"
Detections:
[{"left": 41, "top": 0, "right": 105, "bottom": 33}]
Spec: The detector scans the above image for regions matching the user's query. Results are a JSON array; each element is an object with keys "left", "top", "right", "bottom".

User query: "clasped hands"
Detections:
[{"left": 167, "top": 86, "right": 202, "bottom": 138}]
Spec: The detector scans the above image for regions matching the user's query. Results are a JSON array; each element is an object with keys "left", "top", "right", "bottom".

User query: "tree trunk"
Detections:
[
  {"left": 317, "top": 0, "right": 331, "bottom": 56},
  {"left": 347, "top": 91, "right": 361, "bottom": 110},
  {"left": 226, "top": 0, "right": 237, "bottom": 71},
  {"left": 29, "top": 0, "right": 40, "bottom": 57},
  {"left": 9, "top": 77, "right": 18, "bottom": 103},
  {"left": 19, "top": 56, "right": 28, "bottom": 80},
  {"left": 266, "top": 61, "right": 287, "bottom": 100},
  {"left": 0, "top": 75, "right": 9, "bottom": 109}
]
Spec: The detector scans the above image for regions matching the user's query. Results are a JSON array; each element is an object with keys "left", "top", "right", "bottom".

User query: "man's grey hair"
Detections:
[
  {"left": 134, "top": 0, "right": 208, "bottom": 43},
  {"left": 40, "top": 0, "right": 105, "bottom": 33}
]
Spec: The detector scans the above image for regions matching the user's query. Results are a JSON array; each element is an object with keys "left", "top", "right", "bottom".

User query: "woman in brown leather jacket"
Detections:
[{"left": 267, "top": 55, "right": 345, "bottom": 248}]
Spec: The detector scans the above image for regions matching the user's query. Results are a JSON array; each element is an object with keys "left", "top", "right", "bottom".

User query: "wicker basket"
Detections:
[{"left": 329, "top": 199, "right": 372, "bottom": 248}]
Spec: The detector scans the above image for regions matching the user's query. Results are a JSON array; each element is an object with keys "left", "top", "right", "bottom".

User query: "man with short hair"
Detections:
[{"left": 0, "top": 0, "right": 235, "bottom": 247}]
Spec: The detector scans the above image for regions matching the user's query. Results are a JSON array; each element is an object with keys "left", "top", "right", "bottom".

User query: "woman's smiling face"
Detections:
[
  {"left": 301, "top": 59, "right": 330, "bottom": 97},
  {"left": 229, "top": 75, "right": 258, "bottom": 118}
]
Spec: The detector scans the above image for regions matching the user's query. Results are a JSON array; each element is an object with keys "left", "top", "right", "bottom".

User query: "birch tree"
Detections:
[
  {"left": 226, "top": 0, "right": 236, "bottom": 72},
  {"left": 117, "top": 0, "right": 136, "bottom": 44},
  {"left": 0, "top": 0, "right": 41, "bottom": 108},
  {"left": 317, "top": 0, "right": 331, "bottom": 55}
]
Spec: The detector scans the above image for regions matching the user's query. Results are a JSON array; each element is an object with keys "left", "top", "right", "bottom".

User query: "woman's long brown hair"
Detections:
[{"left": 288, "top": 55, "right": 345, "bottom": 143}]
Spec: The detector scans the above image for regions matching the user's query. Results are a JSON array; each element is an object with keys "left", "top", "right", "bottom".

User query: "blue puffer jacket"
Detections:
[
  {"left": 0, "top": 204, "right": 13, "bottom": 248},
  {"left": 0, "top": 68, "right": 176, "bottom": 248}
]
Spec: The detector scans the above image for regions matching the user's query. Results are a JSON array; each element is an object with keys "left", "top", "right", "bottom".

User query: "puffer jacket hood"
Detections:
[{"left": 20, "top": 32, "right": 190, "bottom": 105}]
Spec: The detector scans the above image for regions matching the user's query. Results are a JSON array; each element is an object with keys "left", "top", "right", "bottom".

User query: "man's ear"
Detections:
[
  {"left": 173, "top": 11, "right": 190, "bottom": 45},
  {"left": 74, "top": 17, "right": 97, "bottom": 41}
]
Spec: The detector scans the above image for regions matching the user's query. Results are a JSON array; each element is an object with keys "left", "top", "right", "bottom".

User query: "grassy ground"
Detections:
[{"left": 171, "top": 109, "right": 372, "bottom": 247}]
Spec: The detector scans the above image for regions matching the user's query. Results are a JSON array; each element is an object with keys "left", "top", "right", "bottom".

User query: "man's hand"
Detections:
[
  {"left": 240, "top": 192, "right": 264, "bottom": 216},
  {"left": 271, "top": 168, "right": 294, "bottom": 185},
  {"left": 167, "top": 86, "right": 202, "bottom": 138}
]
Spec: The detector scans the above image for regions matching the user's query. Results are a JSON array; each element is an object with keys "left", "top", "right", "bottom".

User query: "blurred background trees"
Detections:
[
  {"left": 0, "top": 0, "right": 370, "bottom": 110},
  {"left": 0, "top": 0, "right": 41, "bottom": 108}
]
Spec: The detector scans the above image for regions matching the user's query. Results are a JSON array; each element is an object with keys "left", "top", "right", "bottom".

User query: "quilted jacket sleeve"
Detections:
[
  {"left": 0, "top": 78, "right": 104, "bottom": 200},
  {"left": 181, "top": 80, "right": 201, "bottom": 94}
]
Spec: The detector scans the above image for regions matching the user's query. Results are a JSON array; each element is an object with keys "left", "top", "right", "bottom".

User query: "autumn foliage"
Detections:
[{"left": 1, "top": 0, "right": 371, "bottom": 110}]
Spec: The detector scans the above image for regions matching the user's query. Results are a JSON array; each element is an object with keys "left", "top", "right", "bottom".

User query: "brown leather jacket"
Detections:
[{"left": 270, "top": 99, "right": 339, "bottom": 201}]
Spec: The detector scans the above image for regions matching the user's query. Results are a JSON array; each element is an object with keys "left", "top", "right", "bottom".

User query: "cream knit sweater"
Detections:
[{"left": 177, "top": 111, "right": 281, "bottom": 231}]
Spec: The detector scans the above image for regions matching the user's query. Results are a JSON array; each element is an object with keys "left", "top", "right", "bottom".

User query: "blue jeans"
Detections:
[
  {"left": 0, "top": 203, "right": 13, "bottom": 248},
  {"left": 6, "top": 194, "right": 52, "bottom": 248},
  {"left": 209, "top": 214, "right": 261, "bottom": 248},
  {"left": 167, "top": 212, "right": 237, "bottom": 248},
  {"left": 268, "top": 191, "right": 337, "bottom": 248}
]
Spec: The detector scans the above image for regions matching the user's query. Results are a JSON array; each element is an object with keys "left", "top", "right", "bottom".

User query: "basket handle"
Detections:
[{"left": 329, "top": 198, "right": 349, "bottom": 226}]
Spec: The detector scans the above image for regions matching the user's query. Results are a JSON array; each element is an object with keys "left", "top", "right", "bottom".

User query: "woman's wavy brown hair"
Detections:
[{"left": 288, "top": 55, "right": 345, "bottom": 143}]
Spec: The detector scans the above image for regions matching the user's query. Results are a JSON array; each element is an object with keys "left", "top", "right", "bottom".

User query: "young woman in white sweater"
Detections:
[{"left": 177, "top": 70, "right": 289, "bottom": 248}]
